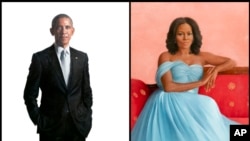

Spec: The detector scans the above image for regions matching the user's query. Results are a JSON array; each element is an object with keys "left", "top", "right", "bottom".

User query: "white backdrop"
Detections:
[{"left": 2, "top": 2, "right": 129, "bottom": 141}]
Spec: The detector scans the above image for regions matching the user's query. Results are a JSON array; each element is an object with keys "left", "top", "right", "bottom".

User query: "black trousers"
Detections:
[{"left": 39, "top": 114, "right": 85, "bottom": 141}]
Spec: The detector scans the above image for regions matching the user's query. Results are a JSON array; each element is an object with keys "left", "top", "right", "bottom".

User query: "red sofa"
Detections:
[{"left": 131, "top": 67, "right": 249, "bottom": 130}]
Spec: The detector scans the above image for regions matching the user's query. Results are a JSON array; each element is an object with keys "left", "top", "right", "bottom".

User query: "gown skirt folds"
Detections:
[{"left": 131, "top": 61, "right": 238, "bottom": 141}]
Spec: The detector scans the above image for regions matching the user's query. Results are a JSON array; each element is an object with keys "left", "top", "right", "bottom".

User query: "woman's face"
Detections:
[{"left": 175, "top": 23, "right": 194, "bottom": 50}]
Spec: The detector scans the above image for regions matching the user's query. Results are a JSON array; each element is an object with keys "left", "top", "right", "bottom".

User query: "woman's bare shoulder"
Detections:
[
  {"left": 198, "top": 51, "right": 216, "bottom": 60},
  {"left": 158, "top": 51, "right": 172, "bottom": 66},
  {"left": 159, "top": 51, "right": 171, "bottom": 58},
  {"left": 199, "top": 51, "right": 231, "bottom": 66},
  {"left": 199, "top": 51, "right": 213, "bottom": 57}
]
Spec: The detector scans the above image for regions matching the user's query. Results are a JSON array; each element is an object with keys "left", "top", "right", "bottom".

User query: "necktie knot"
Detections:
[{"left": 61, "top": 50, "right": 67, "bottom": 59}]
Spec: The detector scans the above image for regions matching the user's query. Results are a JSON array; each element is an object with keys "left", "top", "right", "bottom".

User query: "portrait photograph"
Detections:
[{"left": 2, "top": 2, "right": 129, "bottom": 141}]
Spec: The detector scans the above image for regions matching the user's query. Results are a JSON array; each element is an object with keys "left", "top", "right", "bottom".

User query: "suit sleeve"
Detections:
[
  {"left": 23, "top": 53, "right": 41, "bottom": 125},
  {"left": 82, "top": 54, "right": 93, "bottom": 110}
]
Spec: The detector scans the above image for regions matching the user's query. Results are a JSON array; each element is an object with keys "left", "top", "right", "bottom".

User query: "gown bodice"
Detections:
[{"left": 156, "top": 60, "right": 203, "bottom": 93}]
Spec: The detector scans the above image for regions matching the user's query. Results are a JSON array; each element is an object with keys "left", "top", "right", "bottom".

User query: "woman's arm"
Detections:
[
  {"left": 158, "top": 52, "right": 212, "bottom": 92},
  {"left": 201, "top": 52, "right": 236, "bottom": 72},
  {"left": 160, "top": 70, "right": 212, "bottom": 92},
  {"left": 201, "top": 52, "right": 236, "bottom": 91}
]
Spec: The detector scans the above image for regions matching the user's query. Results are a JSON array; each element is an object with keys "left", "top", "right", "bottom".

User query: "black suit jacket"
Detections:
[{"left": 24, "top": 45, "right": 93, "bottom": 137}]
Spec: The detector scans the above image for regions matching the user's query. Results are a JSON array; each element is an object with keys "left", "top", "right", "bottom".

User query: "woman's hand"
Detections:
[
  {"left": 204, "top": 67, "right": 218, "bottom": 92},
  {"left": 200, "top": 67, "right": 213, "bottom": 86}
]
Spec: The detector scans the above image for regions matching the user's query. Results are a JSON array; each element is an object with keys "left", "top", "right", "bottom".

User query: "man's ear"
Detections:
[
  {"left": 72, "top": 27, "right": 75, "bottom": 35},
  {"left": 50, "top": 28, "right": 54, "bottom": 36}
]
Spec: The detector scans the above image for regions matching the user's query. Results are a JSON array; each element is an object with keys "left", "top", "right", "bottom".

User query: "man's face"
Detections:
[{"left": 50, "top": 17, "right": 74, "bottom": 48}]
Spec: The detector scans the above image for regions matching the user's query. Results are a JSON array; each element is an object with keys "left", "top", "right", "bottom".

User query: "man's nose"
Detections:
[{"left": 61, "top": 27, "right": 67, "bottom": 33}]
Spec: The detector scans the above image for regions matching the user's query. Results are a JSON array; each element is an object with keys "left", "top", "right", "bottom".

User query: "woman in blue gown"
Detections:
[{"left": 131, "top": 17, "right": 238, "bottom": 141}]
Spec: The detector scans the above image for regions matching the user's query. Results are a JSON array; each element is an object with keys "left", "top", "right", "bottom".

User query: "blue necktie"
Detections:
[{"left": 60, "top": 50, "right": 70, "bottom": 86}]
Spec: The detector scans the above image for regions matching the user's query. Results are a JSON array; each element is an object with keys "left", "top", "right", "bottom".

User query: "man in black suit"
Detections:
[{"left": 24, "top": 13, "right": 93, "bottom": 141}]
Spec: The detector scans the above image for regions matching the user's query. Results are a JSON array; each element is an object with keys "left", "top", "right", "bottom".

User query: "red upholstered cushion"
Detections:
[
  {"left": 130, "top": 79, "right": 151, "bottom": 130},
  {"left": 229, "top": 118, "right": 249, "bottom": 124},
  {"left": 198, "top": 74, "right": 249, "bottom": 118}
]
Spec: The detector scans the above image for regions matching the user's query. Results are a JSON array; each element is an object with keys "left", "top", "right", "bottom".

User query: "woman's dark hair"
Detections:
[{"left": 166, "top": 17, "right": 202, "bottom": 55}]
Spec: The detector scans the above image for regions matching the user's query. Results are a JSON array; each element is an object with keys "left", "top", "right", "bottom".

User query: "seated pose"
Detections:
[{"left": 131, "top": 17, "right": 238, "bottom": 141}]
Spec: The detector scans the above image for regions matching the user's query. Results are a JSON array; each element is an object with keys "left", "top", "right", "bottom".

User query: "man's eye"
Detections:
[
  {"left": 56, "top": 26, "right": 71, "bottom": 30},
  {"left": 66, "top": 26, "right": 71, "bottom": 29},
  {"left": 57, "top": 27, "right": 62, "bottom": 30}
]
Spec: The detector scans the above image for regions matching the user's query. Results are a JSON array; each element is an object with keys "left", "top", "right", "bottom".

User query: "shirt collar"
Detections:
[{"left": 54, "top": 43, "right": 70, "bottom": 55}]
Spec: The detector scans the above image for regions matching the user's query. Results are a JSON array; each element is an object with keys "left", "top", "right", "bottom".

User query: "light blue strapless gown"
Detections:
[{"left": 131, "top": 61, "right": 238, "bottom": 141}]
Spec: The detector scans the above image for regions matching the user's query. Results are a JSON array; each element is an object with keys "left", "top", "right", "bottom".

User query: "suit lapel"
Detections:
[
  {"left": 48, "top": 45, "right": 68, "bottom": 89},
  {"left": 47, "top": 46, "right": 82, "bottom": 91},
  {"left": 67, "top": 47, "right": 82, "bottom": 90},
  {"left": 68, "top": 48, "right": 76, "bottom": 89}
]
